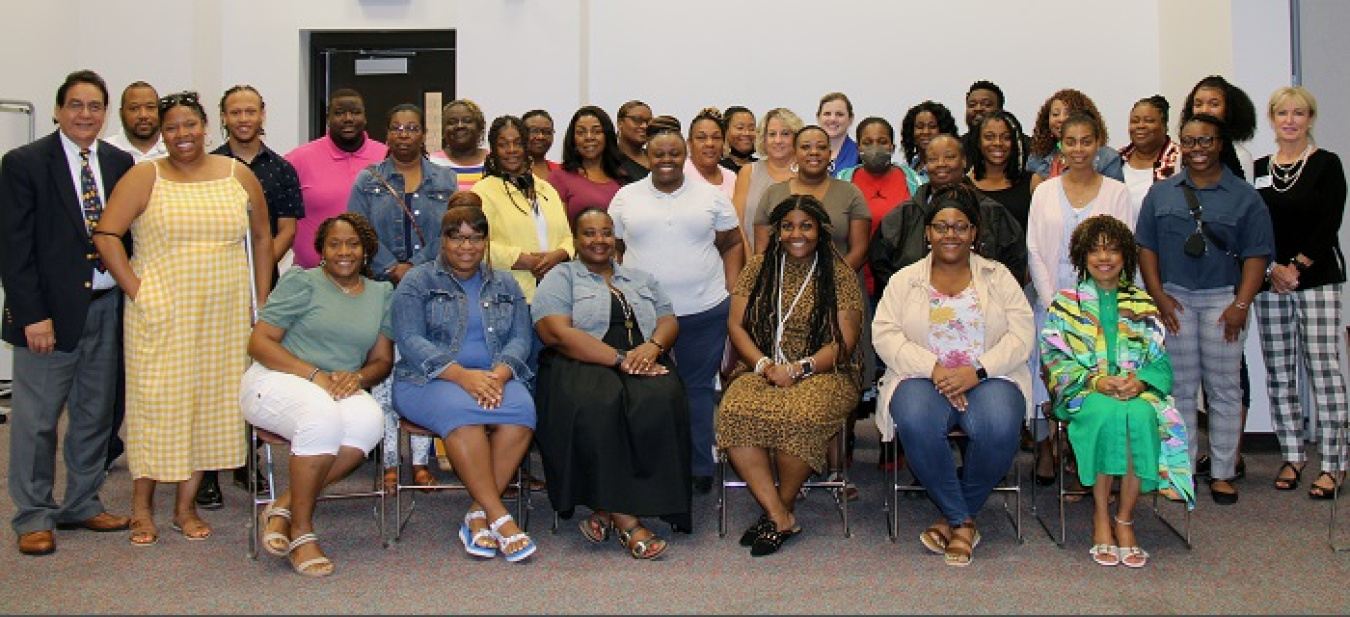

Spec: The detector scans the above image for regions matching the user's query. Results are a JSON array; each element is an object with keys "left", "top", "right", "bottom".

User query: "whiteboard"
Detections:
[{"left": 0, "top": 99, "right": 36, "bottom": 385}]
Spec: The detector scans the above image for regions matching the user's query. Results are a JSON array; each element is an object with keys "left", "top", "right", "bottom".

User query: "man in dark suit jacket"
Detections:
[{"left": 0, "top": 69, "right": 136, "bottom": 556}]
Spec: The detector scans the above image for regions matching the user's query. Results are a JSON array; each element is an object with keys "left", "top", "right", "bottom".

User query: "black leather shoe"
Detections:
[
  {"left": 750, "top": 522, "right": 800, "bottom": 557},
  {"left": 195, "top": 471, "right": 223, "bottom": 510},
  {"left": 692, "top": 476, "right": 714, "bottom": 495},
  {"left": 233, "top": 465, "right": 269, "bottom": 496},
  {"left": 739, "top": 514, "right": 771, "bottom": 547}
]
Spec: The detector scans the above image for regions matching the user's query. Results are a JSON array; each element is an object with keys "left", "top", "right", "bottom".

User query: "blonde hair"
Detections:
[
  {"left": 1267, "top": 86, "right": 1317, "bottom": 142},
  {"left": 755, "top": 107, "right": 804, "bottom": 156}
]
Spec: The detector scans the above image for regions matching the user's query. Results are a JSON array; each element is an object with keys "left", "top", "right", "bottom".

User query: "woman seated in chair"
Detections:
[
  {"left": 532, "top": 207, "right": 690, "bottom": 560},
  {"left": 873, "top": 184, "right": 1032, "bottom": 567},
  {"left": 390, "top": 203, "right": 538, "bottom": 563},
  {"left": 1040, "top": 214, "right": 1194, "bottom": 569},
  {"left": 716, "top": 194, "right": 864, "bottom": 557},
  {"left": 241, "top": 213, "right": 394, "bottom": 578}
]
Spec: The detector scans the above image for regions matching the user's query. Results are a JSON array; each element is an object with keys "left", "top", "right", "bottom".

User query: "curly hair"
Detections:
[
  {"left": 314, "top": 212, "right": 379, "bottom": 279},
  {"left": 1029, "top": 89, "right": 1109, "bottom": 158},
  {"left": 964, "top": 111, "right": 1026, "bottom": 183},
  {"left": 900, "top": 100, "right": 959, "bottom": 164},
  {"left": 559, "top": 105, "right": 629, "bottom": 182},
  {"left": 743, "top": 194, "right": 848, "bottom": 362},
  {"left": 1180, "top": 75, "right": 1257, "bottom": 142},
  {"left": 1068, "top": 214, "right": 1138, "bottom": 284}
]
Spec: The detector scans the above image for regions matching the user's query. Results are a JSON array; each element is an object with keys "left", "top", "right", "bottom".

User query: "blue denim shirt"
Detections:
[
  {"left": 1025, "top": 145, "right": 1124, "bottom": 182},
  {"left": 347, "top": 157, "right": 457, "bottom": 280},
  {"left": 391, "top": 259, "right": 533, "bottom": 385},
  {"left": 1135, "top": 167, "right": 1274, "bottom": 291},
  {"left": 531, "top": 260, "right": 674, "bottom": 341}
]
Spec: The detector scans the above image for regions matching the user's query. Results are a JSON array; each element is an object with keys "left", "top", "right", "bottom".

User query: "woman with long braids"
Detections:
[
  {"left": 473, "top": 115, "right": 573, "bottom": 305},
  {"left": 716, "top": 194, "right": 863, "bottom": 557}
]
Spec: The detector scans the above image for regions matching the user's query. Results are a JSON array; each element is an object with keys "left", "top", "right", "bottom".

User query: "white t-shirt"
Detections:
[{"left": 610, "top": 176, "right": 739, "bottom": 316}]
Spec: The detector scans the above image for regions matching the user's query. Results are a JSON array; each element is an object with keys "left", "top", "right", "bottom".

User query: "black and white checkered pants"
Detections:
[{"left": 1256, "top": 284, "right": 1348, "bottom": 472}]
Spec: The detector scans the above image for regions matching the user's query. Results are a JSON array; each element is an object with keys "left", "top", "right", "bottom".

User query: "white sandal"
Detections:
[
  {"left": 288, "top": 532, "right": 334, "bottom": 578},
  {"left": 459, "top": 510, "right": 496, "bottom": 559},
  {"left": 489, "top": 513, "right": 536, "bottom": 563},
  {"left": 259, "top": 504, "right": 292, "bottom": 557},
  {"left": 1090, "top": 543, "right": 1120, "bottom": 567}
]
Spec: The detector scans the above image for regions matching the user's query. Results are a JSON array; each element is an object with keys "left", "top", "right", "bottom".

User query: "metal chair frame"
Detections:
[
  {"left": 246, "top": 425, "right": 388, "bottom": 560},
  {"left": 716, "top": 421, "right": 852, "bottom": 539},
  {"left": 391, "top": 418, "right": 531, "bottom": 542},
  {"left": 882, "top": 429, "right": 1023, "bottom": 543},
  {"left": 1029, "top": 417, "right": 1192, "bottom": 549}
]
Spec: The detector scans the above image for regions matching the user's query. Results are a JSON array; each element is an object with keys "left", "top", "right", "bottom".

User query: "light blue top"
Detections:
[
  {"left": 531, "top": 260, "right": 674, "bottom": 341},
  {"left": 347, "top": 157, "right": 457, "bottom": 280},
  {"left": 1025, "top": 145, "right": 1124, "bottom": 182},
  {"left": 391, "top": 259, "right": 533, "bottom": 385}
]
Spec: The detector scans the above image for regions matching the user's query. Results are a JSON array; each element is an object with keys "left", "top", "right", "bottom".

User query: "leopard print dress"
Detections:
[{"left": 715, "top": 255, "right": 862, "bottom": 473}]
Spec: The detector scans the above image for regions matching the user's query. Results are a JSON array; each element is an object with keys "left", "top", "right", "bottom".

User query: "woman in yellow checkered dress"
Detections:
[{"left": 95, "top": 92, "right": 273, "bottom": 546}]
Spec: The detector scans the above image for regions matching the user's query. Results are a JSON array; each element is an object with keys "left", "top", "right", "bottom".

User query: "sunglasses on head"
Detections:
[{"left": 158, "top": 91, "right": 200, "bottom": 111}]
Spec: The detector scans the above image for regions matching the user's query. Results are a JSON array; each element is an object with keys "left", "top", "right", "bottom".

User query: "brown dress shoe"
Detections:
[
  {"left": 18, "top": 530, "right": 55, "bottom": 556},
  {"left": 56, "top": 511, "right": 131, "bottom": 532}
]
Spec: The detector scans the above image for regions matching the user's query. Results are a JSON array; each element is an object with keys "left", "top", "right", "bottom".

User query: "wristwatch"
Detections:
[
  {"left": 798, "top": 358, "right": 815, "bottom": 378},
  {"left": 614, "top": 350, "right": 627, "bottom": 367},
  {"left": 973, "top": 360, "right": 988, "bottom": 381}
]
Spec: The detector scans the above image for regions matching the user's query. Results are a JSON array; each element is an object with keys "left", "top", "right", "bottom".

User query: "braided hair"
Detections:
[
  {"left": 742, "top": 194, "right": 848, "bottom": 363},
  {"left": 483, "top": 114, "right": 543, "bottom": 214},
  {"left": 314, "top": 212, "right": 379, "bottom": 279},
  {"left": 964, "top": 110, "right": 1026, "bottom": 183}
]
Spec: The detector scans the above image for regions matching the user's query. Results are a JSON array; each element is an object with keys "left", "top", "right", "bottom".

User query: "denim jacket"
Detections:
[
  {"left": 391, "top": 259, "right": 533, "bottom": 386},
  {"left": 531, "top": 260, "right": 673, "bottom": 341},
  {"left": 1024, "top": 145, "right": 1124, "bottom": 182},
  {"left": 347, "top": 157, "right": 457, "bottom": 280}
]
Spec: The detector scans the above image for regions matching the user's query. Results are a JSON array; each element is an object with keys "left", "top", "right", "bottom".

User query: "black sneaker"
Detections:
[{"left": 195, "top": 471, "right": 223, "bottom": 510}]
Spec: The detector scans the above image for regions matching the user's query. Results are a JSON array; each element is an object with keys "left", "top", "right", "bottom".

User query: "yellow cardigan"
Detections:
[
  {"left": 871, "top": 253, "right": 1035, "bottom": 441},
  {"left": 471, "top": 175, "right": 574, "bottom": 302}
]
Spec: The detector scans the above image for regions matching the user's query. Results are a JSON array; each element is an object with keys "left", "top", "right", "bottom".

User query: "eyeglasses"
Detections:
[
  {"left": 389, "top": 123, "right": 423, "bottom": 135},
  {"left": 158, "top": 91, "right": 200, "bottom": 112},
  {"left": 928, "top": 222, "right": 973, "bottom": 235},
  {"left": 63, "top": 100, "right": 105, "bottom": 114},
  {"left": 527, "top": 127, "right": 554, "bottom": 136},
  {"left": 1179, "top": 135, "right": 1217, "bottom": 149},
  {"left": 443, "top": 233, "right": 487, "bottom": 246}
]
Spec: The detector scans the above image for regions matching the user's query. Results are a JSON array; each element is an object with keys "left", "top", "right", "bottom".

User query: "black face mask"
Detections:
[
  {"left": 860, "top": 146, "right": 893, "bottom": 173},
  {"left": 727, "top": 145, "right": 756, "bottom": 161}
]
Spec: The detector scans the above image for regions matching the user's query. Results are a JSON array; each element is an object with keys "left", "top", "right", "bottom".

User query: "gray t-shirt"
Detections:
[
  {"left": 259, "top": 267, "right": 394, "bottom": 372},
  {"left": 754, "top": 178, "right": 870, "bottom": 258}
]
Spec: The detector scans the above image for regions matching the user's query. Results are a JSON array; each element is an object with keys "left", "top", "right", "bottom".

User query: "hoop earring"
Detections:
[{"left": 790, "top": 161, "right": 799, "bottom": 174}]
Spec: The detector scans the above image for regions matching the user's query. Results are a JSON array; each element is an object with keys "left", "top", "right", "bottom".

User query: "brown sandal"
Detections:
[
  {"left": 944, "top": 522, "right": 980, "bottom": 567},
  {"left": 616, "top": 523, "right": 667, "bottom": 560},
  {"left": 919, "top": 522, "right": 951, "bottom": 555},
  {"left": 171, "top": 514, "right": 212, "bottom": 541},
  {"left": 128, "top": 515, "right": 158, "bottom": 547},
  {"left": 412, "top": 466, "right": 438, "bottom": 493}
]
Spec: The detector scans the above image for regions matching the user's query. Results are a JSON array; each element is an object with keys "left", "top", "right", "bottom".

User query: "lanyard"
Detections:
[{"left": 773, "top": 253, "right": 817, "bottom": 363}]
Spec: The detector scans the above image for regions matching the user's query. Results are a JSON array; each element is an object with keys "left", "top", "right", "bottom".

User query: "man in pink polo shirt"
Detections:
[{"left": 286, "top": 88, "right": 388, "bottom": 268}]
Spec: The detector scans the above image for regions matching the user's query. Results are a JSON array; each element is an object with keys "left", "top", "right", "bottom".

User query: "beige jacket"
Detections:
[{"left": 872, "top": 253, "right": 1034, "bottom": 441}]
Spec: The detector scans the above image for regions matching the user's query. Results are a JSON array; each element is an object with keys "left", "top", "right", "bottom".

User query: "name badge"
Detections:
[{"left": 1254, "top": 175, "right": 1273, "bottom": 189}]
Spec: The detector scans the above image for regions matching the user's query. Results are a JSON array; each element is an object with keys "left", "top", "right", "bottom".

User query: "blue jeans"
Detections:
[
  {"left": 891, "top": 378, "right": 1023, "bottom": 527},
  {"left": 674, "top": 297, "right": 730, "bottom": 477}
]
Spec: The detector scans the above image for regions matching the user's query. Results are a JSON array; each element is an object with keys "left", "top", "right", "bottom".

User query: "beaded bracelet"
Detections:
[{"left": 307, "top": 367, "right": 321, "bottom": 381}]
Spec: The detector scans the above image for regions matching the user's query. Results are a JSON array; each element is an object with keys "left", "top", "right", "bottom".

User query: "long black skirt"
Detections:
[{"left": 535, "top": 347, "right": 692, "bottom": 530}]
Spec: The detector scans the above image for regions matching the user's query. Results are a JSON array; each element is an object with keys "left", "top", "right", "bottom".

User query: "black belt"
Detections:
[{"left": 91, "top": 287, "right": 117, "bottom": 301}]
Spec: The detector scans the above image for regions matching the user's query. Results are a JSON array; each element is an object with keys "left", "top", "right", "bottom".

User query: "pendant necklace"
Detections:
[{"left": 324, "top": 269, "right": 362, "bottom": 295}]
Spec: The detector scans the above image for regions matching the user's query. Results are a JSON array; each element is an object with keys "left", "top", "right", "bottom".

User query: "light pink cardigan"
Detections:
[
  {"left": 1026, "top": 176, "right": 1136, "bottom": 309},
  {"left": 872, "top": 253, "right": 1035, "bottom": 441}
]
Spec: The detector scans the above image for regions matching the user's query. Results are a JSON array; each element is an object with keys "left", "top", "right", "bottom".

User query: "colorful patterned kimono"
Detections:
[{"left": 1041, "top": 280, "right": 1195, "bottom": 509}]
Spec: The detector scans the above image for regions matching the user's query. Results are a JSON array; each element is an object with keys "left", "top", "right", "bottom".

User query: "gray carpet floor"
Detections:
[{"left": 4, "top": 409, "right": 1350, "bottom": 614}]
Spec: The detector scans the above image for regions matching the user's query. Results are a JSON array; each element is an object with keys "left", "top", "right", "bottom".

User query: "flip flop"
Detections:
[
  {"left": 171, "top": 515, "right": 212, "bottom": 541},
  {"left": 129, "top": 516, "right": 158, "bottom": 547}
]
